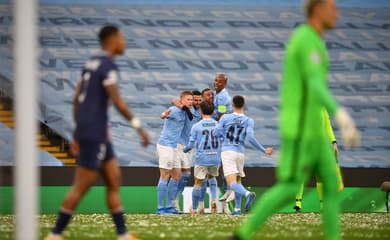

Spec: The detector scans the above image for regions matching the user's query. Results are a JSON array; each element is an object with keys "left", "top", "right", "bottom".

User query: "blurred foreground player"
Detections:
[
  {"left": 45, "top": 25, "right": 149, "bottom": 240},
  {"left": 232, "top": 0, "right": 360, "bottom": 239}
]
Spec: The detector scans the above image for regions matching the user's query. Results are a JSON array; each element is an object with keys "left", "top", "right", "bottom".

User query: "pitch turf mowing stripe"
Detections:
[
  {"left": 0, "top": 186, "right": 387, "bottom": 214},
  {"left": 0, "top": 213, "right": 389, "bottom": 240}
]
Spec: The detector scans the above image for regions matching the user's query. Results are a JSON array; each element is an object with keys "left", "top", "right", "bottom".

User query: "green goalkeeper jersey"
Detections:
[{"left": 280, "top": 24, "right": 339, "bottom": 140}]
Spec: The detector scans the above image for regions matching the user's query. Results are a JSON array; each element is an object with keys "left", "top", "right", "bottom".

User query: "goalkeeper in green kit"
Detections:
[{"left": 230, "top": 0, "right": 360, "bottom": 240}]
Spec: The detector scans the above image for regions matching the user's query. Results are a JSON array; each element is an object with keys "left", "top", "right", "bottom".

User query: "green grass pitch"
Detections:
[{"left": 0, "top": 213, "right": 389, "bottom": 239}]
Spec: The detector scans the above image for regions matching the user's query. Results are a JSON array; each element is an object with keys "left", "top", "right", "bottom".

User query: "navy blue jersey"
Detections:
[{"left": 74, "top": 53, "right": 119, "bottom": 142}]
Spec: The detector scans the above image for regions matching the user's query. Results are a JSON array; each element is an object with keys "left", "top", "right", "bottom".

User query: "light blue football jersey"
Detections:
[
  {"left": 215, "top": 113, "right": 266, "bottom": 153},
  {"left": 157, "top": 106, "right": 186, "bottom": 148},
  {"left": 183, "top": 118, "right": 221, "bottom": 166}
]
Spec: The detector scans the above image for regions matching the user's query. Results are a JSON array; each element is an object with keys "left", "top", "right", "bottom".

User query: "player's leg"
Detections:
[
  {"left": 167, "top": 167, "right": 181, "bottom": 209},
  {"left": 48, "top": 166, "right": 98, "bottom": 237},
  {"left": 47, "top": 141, "right": 102, "bottom": 238},
  {"left": 315, "top": 176, "right": 324, "bottom": 210},
  {"left": 191, "top": 165, "right": 206, "bottom": 214},
  {"left": 316, "top": 143, "right": 340, "bottom": 240},
  {"left": 235, "top": 138, "right": 313, "bottom": 240},
  {"left": 156, "top": 144, "right": 173, "bottom": 214},
  {"left": 101, "top": 156, "right": 132, "bottom": 239},
  {"left": 208, "top": 176, "right": 218, "bottom": 202},
  {"left": 175, "top": 145, "right": 192, "bottom": 210},
  {"left": 294, "top": 183, "right": 304, "bottom": 212},
  {"left": 166, "top": 148, "right": 182, "bottom": 213},
  {"left": 224, "top": 152, "right": 255, "bottom": 212},
  {"left": 237, "top": 180, "right": 303, "bottom": 239},
  {"left": 335, "top": 162, "right": 344, "bottom": 192},
  {"left": 219, "top": 174, "right": 230, "bottom": 200},
  {"left": 208, "top": 166, "right": 219, "bottom": 213},
  {"left": 197, "top": 177, "right": 208, "bottom": 213},
  {"left": 232, "top": 176, "right": 243, "bottom": 215},
  {"left": 175, "top": 168, "right": 190, "bottom": 209}
]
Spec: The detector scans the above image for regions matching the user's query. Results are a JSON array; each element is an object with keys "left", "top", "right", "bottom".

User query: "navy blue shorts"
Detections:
[{"left": 77, "top": 141, "right": 115, "bottom": 170}]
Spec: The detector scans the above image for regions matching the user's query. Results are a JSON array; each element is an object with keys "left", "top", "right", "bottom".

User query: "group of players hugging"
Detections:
[{"left": 155, "top": 73, "right": 273, "bottom": 215}]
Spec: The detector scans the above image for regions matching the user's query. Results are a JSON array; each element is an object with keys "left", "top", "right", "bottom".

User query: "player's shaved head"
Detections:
[
  {"left": 215, "top": 73, "right": 228, "bottom": 82},
  {"left": 232, "top": 95, "right": 245, "bottom": 109},
  {"left": 214, "top": 73, "right": 228, "bottom": 94},
  {"left": 200, "top": 101, "right": 214, "bottom": 116}
]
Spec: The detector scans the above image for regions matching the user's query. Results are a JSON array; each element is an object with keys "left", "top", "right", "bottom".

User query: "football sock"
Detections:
[
  {"left": 231, "top": 182, "right": 249, "bottom": 197},
  {"left": 157, "top": 178, "right": 168, "bottom": 209},
  {"left": 111, "top": 209, "right": 127, "bottom": 235},
  {"left": 208, "top": 177, "right": 218, "bottom": 200},
  {"left": 167, "top": 179, "right": 179, "bottom": 208},
  {"left": 192, "top": 186, "right": 202, "bottom": 210},
  {"left": 176, "top": 171, "right": 191, "bottom": 199},
  {"left": 235, "top": 192, "right": 243, "bottom": 211},
  {"left": 199, "top": 179, "right": 208, "bottom": 201},
  {"left": 295, "top": 183, "right": 304, "bottom": 209},
  {"left": 316, "top": 182, "right": 324, "bottom": 206},
  {"left": 52, "top": 209, "right": 72, "bottom": 235}
]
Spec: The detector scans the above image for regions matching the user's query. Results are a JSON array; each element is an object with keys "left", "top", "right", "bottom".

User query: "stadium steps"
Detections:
[{"left": 0, "top": 101, "right": 77, "bottom": 165}]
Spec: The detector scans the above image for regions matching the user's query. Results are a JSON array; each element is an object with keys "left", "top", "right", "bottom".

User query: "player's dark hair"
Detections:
[
  {"left": 232, "top": 95, "right": 245, "bottom": 109},
  {"left": 201, "top": 88, "right": 212, "bottom": 96},
  {"left": 192, "top": 90, "right": 202, "bottom": 96},
  {"left": 98, "top": 25, "right": 119, "bottom": 46},
  {"left": 200, "top": 101, "right": 214, "bottom": 115},
  {"left": 180, "top": 90, "right": 193, "bottom": 99}
]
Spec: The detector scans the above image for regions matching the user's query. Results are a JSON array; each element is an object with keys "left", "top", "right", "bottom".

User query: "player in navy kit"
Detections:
[{"left": 45, "top": 25, "right": 149, "bottom": 240}]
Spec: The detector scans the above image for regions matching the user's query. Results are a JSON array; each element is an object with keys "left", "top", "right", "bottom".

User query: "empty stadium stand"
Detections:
[{"left": 0, "top": 0, "right": 389, "bottom": 168}]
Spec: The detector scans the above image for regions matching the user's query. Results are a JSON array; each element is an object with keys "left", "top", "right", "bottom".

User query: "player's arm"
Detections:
[
  {"left": 104, "top": 75, "right": 149, "bottom": 146},
  {"left": 105, "top": 84, "right": 135, "bottom": 121},
  {"left": 160, "top": 109, "right": 171, "bottom": 119},
  {"left": 301, "top": 45, "right": 338, "bottom": 116},
  {"left": 246, "top": 119, "right": 272, "bottom": 155},
  {"left": 301, "top": 42, "right": 359, "bottom": 148},
  {"left": 160, "top": 98, "right": 183, "bottom": 119},
  {"left": 172, "top": 98, "right": 183, "bottom": 108},
  {"left": 183, "top": 126, "right": 197, "bottom": 153},
  {"left": 216, "top": 99, "right": 229, "bottom": 121},
  {"left": 161, "top": 99, "right": 188, "bottom": 119}
]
